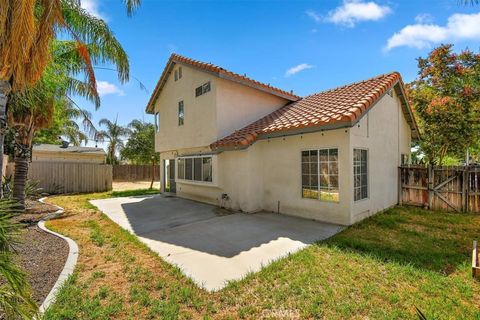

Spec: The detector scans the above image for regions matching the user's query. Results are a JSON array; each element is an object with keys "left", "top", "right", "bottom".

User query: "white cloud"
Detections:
[
  {"left": 285, "top": 63, "right": 314, "bottom": 77},
  {"left": 306, "top": 10, "right": 322, "bottom": 23},
  {"left": 414, "top": 13, "right": 434, "bottom": 24},
  {"left": 97, "top": 81, "right": 124, "bottom": 97},
  {"left": 326, "top": 0, "right": 392, "bottom": 27},
  {"left": 385, "top": 12, "right": 480, "bottom": 51},
  {"left": 81, "top": 0, "right": 106, "bottom": 20}
]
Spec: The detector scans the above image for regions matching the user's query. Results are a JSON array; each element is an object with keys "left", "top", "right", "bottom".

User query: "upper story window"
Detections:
[
  {"left": 353, "top": 149, "right": 368, "bottom": 201},
  {"left": 195, "top": 81, "right": 211, "bottom": 97},
  {"left": 178, "top": 101, "right": 184, "bottom": 126},
  {"left": 174, "top": 67, "right": 182, "bottom": 81},
  {"left": 301, "top": 148, "right": 339, "bottom": 202},
  {"left": 155, "top": 112, "right": 160, "bottom": 132}
]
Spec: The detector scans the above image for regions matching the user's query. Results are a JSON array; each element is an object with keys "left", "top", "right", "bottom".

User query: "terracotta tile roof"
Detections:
[
  {"left": 211, "top": 72, "right": 419, "bottom": 149},
  {"left": 145, "top": 54, "right": 300, "bottom": 113}
]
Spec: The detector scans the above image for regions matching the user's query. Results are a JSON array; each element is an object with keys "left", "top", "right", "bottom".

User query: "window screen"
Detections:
[
  {"left": 354, "top": 149, "right": 368, "bottom": 201},
  {"left": 177, "top": 158, "right": 185, "bottom": 180},
  {"left": 302, "top": 148, "right": 339, "bottom": 202},
  {"left": 185, "top": 158, "right": 193, "bottom": 180},
  {"left": 194, "top": 158, "right": 202, "bottom": 181},
  {"left": 177, "top": 156, "right": 213, "bottom": 183}
]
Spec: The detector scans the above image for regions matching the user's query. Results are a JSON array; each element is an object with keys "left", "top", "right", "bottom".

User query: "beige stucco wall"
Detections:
[
  {"left": 154, "top": 64, "right": 290, "bottom": 153},
  {"left": 349, "top": 90, "right": 411, "bottom": 223},
  {"left": 215, "top": 78, "right": 290, "bottom": 140},
  {"left": 154, "top": 65, "right": 218, "bottom": 152},
  {"left": 32, "top": 151, "right": 106, "bottom": 164}
]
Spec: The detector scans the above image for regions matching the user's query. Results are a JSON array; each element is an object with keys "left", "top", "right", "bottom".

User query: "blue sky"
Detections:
[{"left": 77, "top": 0, "right": 480, "bottom": 148}]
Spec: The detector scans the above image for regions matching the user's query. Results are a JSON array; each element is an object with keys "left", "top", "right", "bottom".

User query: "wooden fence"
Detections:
[
  {"left": 399, "top": 165, "right": 480, "bottom": 213},
  {"left": 7, "top": 162, "right": 113, "bottom": 194},
  {"left": 112, "top": 164, "right": 159, "bottom": 181}
]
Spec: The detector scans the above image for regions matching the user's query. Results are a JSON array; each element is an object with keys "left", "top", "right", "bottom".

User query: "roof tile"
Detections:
[{"left": 211, "top": 72, "right": 403, "bottom": 149}]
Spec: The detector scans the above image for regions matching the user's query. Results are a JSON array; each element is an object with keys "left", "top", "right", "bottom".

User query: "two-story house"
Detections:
[{"left": 146, "top": 54, "right": 419, "bottom": 225}]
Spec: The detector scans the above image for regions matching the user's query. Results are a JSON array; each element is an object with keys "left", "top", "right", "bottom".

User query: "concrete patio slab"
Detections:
[{"left": 90, "top": 195, "right": 343, "bottom": 291}]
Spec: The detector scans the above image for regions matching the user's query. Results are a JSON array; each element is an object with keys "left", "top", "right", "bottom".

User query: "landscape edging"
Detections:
[{"left": 37, "top": 197, "right": 79, "bottom": 314}]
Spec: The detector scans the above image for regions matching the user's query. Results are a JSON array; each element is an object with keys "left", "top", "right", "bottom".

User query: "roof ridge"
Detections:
[
  {"left": 169, "top": 53, "right": 300, "bottom": 99},
  {"left": 303, "top": 71, "right": 400, "bottom": 99}
]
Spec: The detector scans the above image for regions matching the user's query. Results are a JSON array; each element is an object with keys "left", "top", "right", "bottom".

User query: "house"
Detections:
[
  {"left": 146, "top": 54, "right": 419, "bottom": 225},
  {"left": 32, "top": 143, "right": 107, "bottom": 164}
]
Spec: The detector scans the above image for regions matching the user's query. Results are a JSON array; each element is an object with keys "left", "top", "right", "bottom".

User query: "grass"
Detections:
[{"left": 42, "top": 190, "right": 480, "bottom": 319}]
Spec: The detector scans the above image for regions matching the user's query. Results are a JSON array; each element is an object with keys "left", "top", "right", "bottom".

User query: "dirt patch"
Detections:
[
  {"left": 112, "top": 181, "right": 159, "bottom": 191},
  {"left": 14, "top": 199, "right": 62, "bottom": 226},
  {"left": 14, "top": 226, "right": 69, "bottom": 305}
]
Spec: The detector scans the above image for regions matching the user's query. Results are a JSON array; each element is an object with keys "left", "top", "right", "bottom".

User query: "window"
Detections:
[
  {"left": 354, "top": 149, "right": 368, "bottom": 201},
  {"left": 177, "top": 156, "right": 213, "bottom": 182},
  {"left": 155, "top": 112, "right": 160, "bottom": 132},
  {"left": 195, "top": 81, "right": 211, "bottom": 97},
  {"left": 301, "top": 148, "right": 339, "bottom": 202},
  {"left": 178, "top": 67, "right": 182, "bottom": 79},
  {"left": 177, "top": 158, "right": 185, "bottom": 179},
  {"left": 178, "top": 101, "right": 184, "bottom": 126},
  {"left": 174, "top": 69, "right": 178, "bottom": 81}
]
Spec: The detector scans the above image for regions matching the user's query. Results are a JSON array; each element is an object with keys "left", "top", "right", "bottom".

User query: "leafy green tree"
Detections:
[
  {"left": 121, "top": 120, "right": 159, "bottom": 189},
  {"left": 97, "top": 118, "right": 130, "bottom": 165},
  {"left": 408, "top": 44, "right": 480, "bottom": 165}
]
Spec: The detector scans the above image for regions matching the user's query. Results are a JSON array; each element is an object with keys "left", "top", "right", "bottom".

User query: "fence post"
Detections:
[
  {"left": 398, "top": 167, "right": 403, "bottom": 205},
  {"left": 463, "top": 168, "right": 466, "bottom": 212},
  {"left": 428, "top": 164, "right": 434, "bottom": 209}
]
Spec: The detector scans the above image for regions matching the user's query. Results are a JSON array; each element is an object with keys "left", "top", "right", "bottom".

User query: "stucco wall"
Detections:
[
  {"left": 154, "top": 64, "right": 217, "bottom": 152},
  {"left": 215, "top": 78, "right": 290, "bottom": 140},
  {"left": 349, "top": 90, "right": 412, "bottom": 223}
]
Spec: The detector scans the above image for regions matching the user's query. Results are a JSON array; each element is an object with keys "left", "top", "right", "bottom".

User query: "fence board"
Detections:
[
  {"left": 7, "top": 161, "right": 112, "bottom": 194},
  {"left": 400, "top": 165, "right": 480, "bottom": 213},
  {"left": 112, "top": 164, "right": 159, "bottom": 181}
]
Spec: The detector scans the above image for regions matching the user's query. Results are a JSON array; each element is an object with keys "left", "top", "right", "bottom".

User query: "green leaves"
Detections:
[
  {"left": 408, "top": 44, "right": 480, "bottom": 165},
  {"left": 121, "top": 121, "right": 158, "bottom": 165}
]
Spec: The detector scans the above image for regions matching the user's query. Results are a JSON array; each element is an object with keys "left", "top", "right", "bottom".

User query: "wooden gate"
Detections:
[{"left": 399, "top": 165, "right": 480, "bottom": 213}]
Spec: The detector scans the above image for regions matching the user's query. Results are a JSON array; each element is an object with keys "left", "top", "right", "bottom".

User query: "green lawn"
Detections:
[{"left": 42, "top": 191, "right": 480, "bottom": 319}]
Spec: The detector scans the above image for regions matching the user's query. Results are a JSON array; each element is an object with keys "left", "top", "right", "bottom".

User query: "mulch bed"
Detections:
[
  {"left": 11, "top": 199, "right": 69, "bottom": 305},
  {"left": 14, "top": 225, "right": 69, "bottom": 304}
]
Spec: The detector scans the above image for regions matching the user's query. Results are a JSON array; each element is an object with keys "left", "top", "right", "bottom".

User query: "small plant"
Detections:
[
  {"left": 0, "top": 199, "right": 37, "bottom": 319},
  {"left": 2, "top": 176, "right": 44, "bottom": 200}
]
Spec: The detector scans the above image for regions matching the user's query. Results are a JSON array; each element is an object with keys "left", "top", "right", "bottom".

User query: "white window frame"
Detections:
[
  {"left": 353, "top": 148, "right": 369, "bottom": 202},
  {"left": 176, "top": 155, "right": 213, "bottom": 184},
  {"left": 301, "top": 147, "right": 340, "bottom": 203}
]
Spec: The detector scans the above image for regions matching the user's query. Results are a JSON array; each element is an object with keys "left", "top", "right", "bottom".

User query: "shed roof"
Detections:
[{"left": 33, "top": 144, "right": 106, "bottom": 155}]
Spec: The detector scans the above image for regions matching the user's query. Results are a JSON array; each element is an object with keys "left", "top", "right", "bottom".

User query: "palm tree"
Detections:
[
  {"left": 97, "top": 118, "right": 130, "bottom": 165},
  {"left": 0, "top": 0, "right": 141, "bottom": 195},
  {"left": 9, "top": 32, "right": 129, "bottom": 206}
]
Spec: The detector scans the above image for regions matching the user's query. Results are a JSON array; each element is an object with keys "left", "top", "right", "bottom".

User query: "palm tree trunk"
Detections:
[
  {"left": 0, "top": 81, "right": 12, "bottom": 199},
  {"left": 13, "top": 144, "right": 30, "bottom": 210}
]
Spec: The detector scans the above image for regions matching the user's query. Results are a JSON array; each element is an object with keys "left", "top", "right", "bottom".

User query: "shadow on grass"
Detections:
[{"left": 322, "top": 206, "right": 479, "bottom": 275}]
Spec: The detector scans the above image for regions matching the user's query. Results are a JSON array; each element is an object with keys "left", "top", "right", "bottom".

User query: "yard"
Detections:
[{"left": 42, "top": 190, "right": 480, "bottom": 319}]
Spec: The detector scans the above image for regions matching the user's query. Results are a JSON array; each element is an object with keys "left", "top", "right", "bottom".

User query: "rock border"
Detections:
[{"left": 37, "top": 197, "right": 79, "bottom": 314}]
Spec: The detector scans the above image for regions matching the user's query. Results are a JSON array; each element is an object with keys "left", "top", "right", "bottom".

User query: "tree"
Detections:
[
  {"left": 121, "top": 120, "right": 159, "bottom": 189},
  {"left": 98, "top": 118, "right": 130, "bottom": 165},
  {"left": 0, "top": 0, "right": 141, "bottom": 196},
  {"left": 407, "top": 44, "right": 480, "bottom": 165}
]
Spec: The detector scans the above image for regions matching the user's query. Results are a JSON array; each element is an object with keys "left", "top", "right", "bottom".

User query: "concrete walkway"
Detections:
[{"left": 90, "top": 195, "right": 343, "bottom": 291}]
